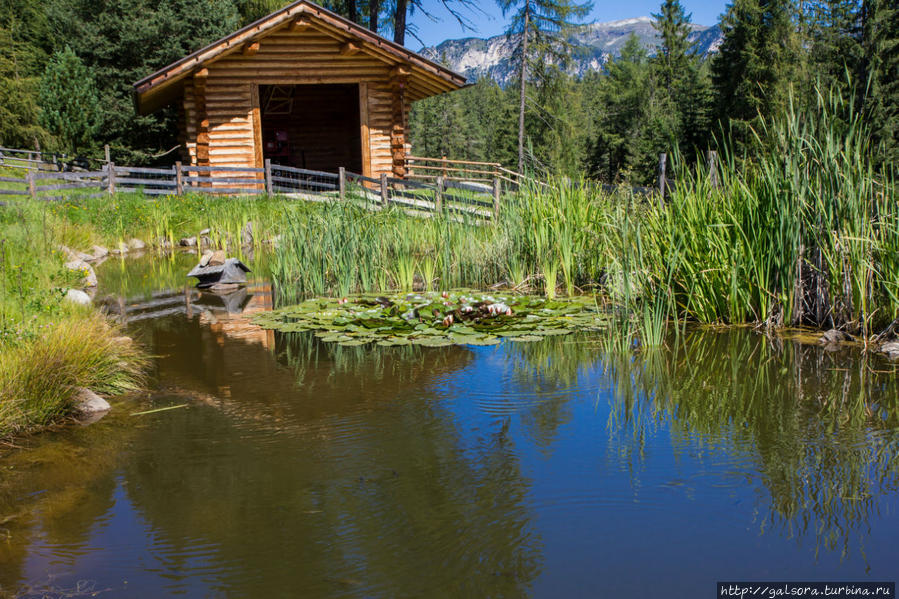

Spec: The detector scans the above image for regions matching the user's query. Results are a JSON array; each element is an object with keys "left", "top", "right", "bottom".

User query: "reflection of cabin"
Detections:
[{"left": 132, "top": 0, "right": 466, "bottom": 179}]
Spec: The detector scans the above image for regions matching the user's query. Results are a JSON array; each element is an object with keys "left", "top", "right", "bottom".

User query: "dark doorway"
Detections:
[{"left": 259, "top": 84, "right": 362, "bottom": 173}]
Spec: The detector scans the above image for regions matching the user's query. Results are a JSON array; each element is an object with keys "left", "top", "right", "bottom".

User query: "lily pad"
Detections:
[{"left": 252, "top": 290, "right": 606, "bottom": 349}]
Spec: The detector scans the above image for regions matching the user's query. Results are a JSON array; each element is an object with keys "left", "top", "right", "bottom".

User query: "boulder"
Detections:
[
  {"left": 64, "top": 288, "right": 92, "bottom": 306},
  {"left": 209, "top": 250, "right": 226, "bottom": 266},
  {"left": 91, "top": 245, "right": 109, "bottom": 260},
  {"left": 880, "top": 341, "right": 899, "bottom": 360},
  {"left": 73, "top": 388, "right": 110, "bottom": 414},
  {"left": 199, "top": 249, "right": 214, "bottom": 267},
  {"left": 179, "top": 236, "right": 197, "bottom": 247},
  {"left": 187, "top": 257, "right": 250, "bottom": 289},
  {"left": 819, "top": 329, "right": 850, "bottom": 345},
  {"left": 128, "top": 238, "right": 146, "bottom": 251},
  {"left": 242, "top": 221, "right": 254, "bottom": 246},
  {"left": 199, "top": 228, "right": 211, "bottom": 236},
  {"left": 64, "top": 259, "right": 98, "bottom": 288},
  {"left": 72, "top": 388, "right": 110, "bottom": 425}
]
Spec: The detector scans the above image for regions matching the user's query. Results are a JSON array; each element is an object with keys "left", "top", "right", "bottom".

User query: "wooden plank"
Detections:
[
  {"left": 0, "top": 189, "right": 29, "bottom": 195},
  {"left": 113, "top": 177, "right": 177, "bottom": 187},
  {"left": 270, "top": 164, "right": 338, "bottom": 179},
  {"left": 251, "top": 84, "right": 264, "bottom": 170},
  {"left": 114, "top": 165, "right": 176, "bottom": 175},
  {"left": 182, "top": 176, "right": 263, "bottom": 184},
  {"left": 180, "top": 165, "right": 264, "bottom": 173},
  {"left": 270, "top": 177, "right": 337, "bottom": 190},
  {"left": 242, "top": 41, "right": 261, "bottom": 56}
]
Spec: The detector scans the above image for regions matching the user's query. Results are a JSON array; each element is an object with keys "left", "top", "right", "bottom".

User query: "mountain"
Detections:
[{"left": 420, "top": 16, "right": 723, "bottom": 86}]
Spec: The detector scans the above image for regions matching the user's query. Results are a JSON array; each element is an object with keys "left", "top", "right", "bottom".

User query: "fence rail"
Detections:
[{"left": 0, "top": 156, "right": 506, "bottom": 221}]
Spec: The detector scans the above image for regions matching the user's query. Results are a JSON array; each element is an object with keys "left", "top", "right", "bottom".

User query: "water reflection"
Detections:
[
  {"left": 1, "top": 258, "right": 898, "bottom": 596},
  {"left": 601, "top": 331, "right": 899, "bottom": 564}
]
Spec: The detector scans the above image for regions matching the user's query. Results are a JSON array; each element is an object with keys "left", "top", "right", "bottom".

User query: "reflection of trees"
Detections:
[
  {"left": 601, "top": 331, "right": 899, "bottom": 563},
  {"left": 118, "top": 329, "right": 542, "bottom": 597}
]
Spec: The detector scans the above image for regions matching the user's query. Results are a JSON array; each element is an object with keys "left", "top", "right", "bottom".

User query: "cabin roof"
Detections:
[{"left": 132, "top": 0, "right": 467, "bottom": 115}]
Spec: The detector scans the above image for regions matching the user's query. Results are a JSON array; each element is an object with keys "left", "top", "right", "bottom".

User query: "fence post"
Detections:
[
  {"left": 656, "top": 153, "right": 667, "bottom": 208},
  {"left": 435, "top": 176, "right": 444, "bottom": 213},
  {"left": 707, "top": 150, "right": 719, "bottom": 189},
  {"left": 107, "top": 162, "right": 116, "bottom": 195},
  {"left": 492, "top": 178, "right": 501, "bottom": 221},
  {"left": 26, "top": 171, "right": 35, "bottom": 199},
  {"left": 380, "top": 173, "right": 388, "bottom": 208},
  {"left": 104, "top": 144, "right": 111, "bottom": 165},
  {"left": 339, "top": 167, "right": 346, "bottom": 201},
  {"left": 264, "top": 159, "right": 273, "bottom": 194},
  {"left": 175, "top": 161, "right": 183, "bottom": 195}
]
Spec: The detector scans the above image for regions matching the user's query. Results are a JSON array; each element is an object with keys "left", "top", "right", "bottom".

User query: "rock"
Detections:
[
  {"left": 72, "top": 388, "right": 110, "bottom": 425},
  {"left": 91, "top": 245, "right": 109, "bottom": 260},
  {"left": 209, "top": 282, "right": 241, "bottom": 293},
  {"left": 158, "top": 237, "right": 173, "bottom": 250},
  {"left": 208, "top": 250, "right": 226, "bottom": 266},
  {"left": 128, "top": 238, "right": 146, "bottom": 251},
  {"left": 73, "top": 388, "right": 110, "bottom": 414},
  {"left": 819, "top": 329, "right": 850, "bottom": 345},
  {"left": 242, "top": 221, "right": 254, "bottom": 246},
  {"left": 179, "top": 236, "right": 197, "bottom": 247},
  {"left": 199, "top": 228, "right": 211, "bottom": 236},
  {"left": 200, "top": 235, "right": 212, "bottom": 248},
  {"left": 64, "top": 259, "right": 98, "bottom": 288},
  {"left": 187, "top": 257, "right": 250, "bottom": 288},
  {"left": 880, "top": 341, "right": 899, "bottom": 360},
  {"left": 64, "top": 288, "right": 92, "bottom": 306},
  {"left": 111, "top": 336, "right": 133, "bottom": 346},
  {"left": 199, "top": 249, "right": 214, "bottom": 267}
]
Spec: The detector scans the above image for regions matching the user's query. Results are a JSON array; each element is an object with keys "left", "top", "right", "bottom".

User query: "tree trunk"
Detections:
[
  {"left": 347, "top": 0, "right": 357, "bottom": 24},
  {"left": 517, "top": 6, "right": 529, "bottom": 173},
  {"left": 394, "top": 0, "right": 407, "bottom": 45},
  {"left": 369, "top": 0, "right": 380, "bottom": 34}
]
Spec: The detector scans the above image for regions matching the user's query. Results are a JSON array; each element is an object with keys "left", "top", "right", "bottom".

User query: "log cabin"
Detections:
[{"left": 132, "top": 0, "right": 466, "bottom": 180}]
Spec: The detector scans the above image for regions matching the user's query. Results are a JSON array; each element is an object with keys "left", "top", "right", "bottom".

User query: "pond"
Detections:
[{"left": 1, "top": 252, "right": 898, "bottom": 598}]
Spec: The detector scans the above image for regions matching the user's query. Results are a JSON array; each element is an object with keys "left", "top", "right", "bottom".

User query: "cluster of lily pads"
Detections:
[{"left": 252, "top": 291, "right": 607, "bottom": 347}]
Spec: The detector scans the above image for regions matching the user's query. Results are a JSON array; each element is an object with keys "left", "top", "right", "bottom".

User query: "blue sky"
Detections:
[{"left": 408, "top": 0, "right": 730, "bottom": 48}]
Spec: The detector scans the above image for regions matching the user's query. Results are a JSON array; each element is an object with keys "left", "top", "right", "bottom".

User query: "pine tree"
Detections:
[
  {"left": 711, "top": 0, "right": 800, "bottom": 142},
  {"left": 0, "top": 0, "right": 52, "bottom": 149},
  {"left": 651, "top": 0, "right": 712, "bottom": 162},
  {"left": 496, "top": 0, "right": 592, "bottom": 172},
  {"left": 46, "top": 0, "right": 242, "bottom": 163},
  {"left": 866, "top": 0, "right": 899, "bottom": 164},
  {"left": 38, "top": 46, "right": 101, "bottom": 154}
]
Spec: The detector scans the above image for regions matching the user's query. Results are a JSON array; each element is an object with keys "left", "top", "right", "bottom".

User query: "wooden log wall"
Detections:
[{"left": 180, "top": 25, "right": 412, "bottom": 180}]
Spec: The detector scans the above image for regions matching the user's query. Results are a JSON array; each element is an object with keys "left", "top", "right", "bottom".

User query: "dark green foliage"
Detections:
[
  {"left": 0, "top": 0, "right": 53, "bottom": 148},
  {"left": 38, "top": 46, "right": 101, "bottom": 154},
  {"left": 44, "top": 0, "right": 241, "bottom": 163},
  {"left": 711, "top": 0, "right": 800, "bottom": 143}
]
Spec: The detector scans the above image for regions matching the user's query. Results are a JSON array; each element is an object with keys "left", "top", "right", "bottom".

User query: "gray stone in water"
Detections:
[
  {"left": 199, "top": 228, "right": 211, "bottom": 236},
  {"left": 128, "top": 238, "right": 146, "bottom": 250},
  {"left": 209, "top": 250, "right": 226, "bottom": 266},
  {"left": 73, "top": 388, "right": 110, "bottom": 425},
  {"left": 819, "top": 329, "right": 850, "bottom": 345},
  {"left": 91, "top": 245, "right": 109, "bottom": 260},
  {"left": 199, "top": 249, "right": 214, "bottom": 267},
  {"left": 187, "top": 257, "right": 251, "bottom": 288},
  {"left": 65, "top": 288, "right": 92, "bottom": 306},
  {"left": 242, "top": 221, "right": 254, "bottom": 246},
  {"left": 880, "top": 341, "right": 899, "bottom": 360},
  {"left": 179, "top": 236, "right": 198, "bottom": 247}
]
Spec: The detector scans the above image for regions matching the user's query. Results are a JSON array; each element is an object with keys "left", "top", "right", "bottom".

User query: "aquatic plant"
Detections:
[{"left": 254, "top": 291, "right": 607, "bottom": 347}]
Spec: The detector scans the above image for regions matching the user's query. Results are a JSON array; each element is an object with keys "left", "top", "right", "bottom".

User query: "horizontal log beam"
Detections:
[{"left": 242, "top": 41, "right": 261, "bottom": 56}]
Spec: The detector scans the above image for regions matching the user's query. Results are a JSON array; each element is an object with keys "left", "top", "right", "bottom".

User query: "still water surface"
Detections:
[{"left": 1, "top": 253, "right": 898, "bottom": 597}]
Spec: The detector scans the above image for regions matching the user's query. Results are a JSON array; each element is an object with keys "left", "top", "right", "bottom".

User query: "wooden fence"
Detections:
[{"left": 0, "top": 159, "right": 504, "bottom": 221}]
